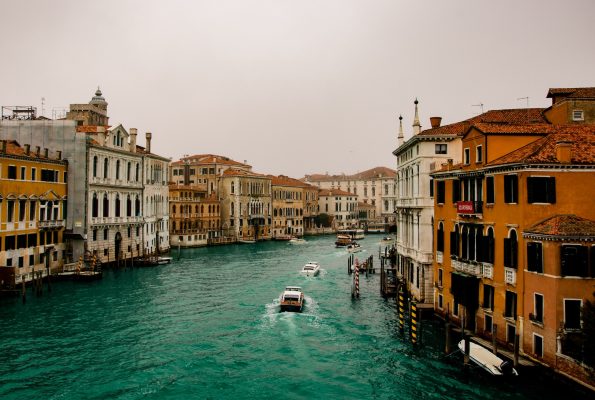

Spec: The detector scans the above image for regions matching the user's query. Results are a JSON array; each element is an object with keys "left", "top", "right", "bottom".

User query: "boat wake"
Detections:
[{"left": 260, "top": 295, "right": 321, "bottom": 328}]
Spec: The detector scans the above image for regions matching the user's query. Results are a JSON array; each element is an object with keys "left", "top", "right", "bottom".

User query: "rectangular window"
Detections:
[
  {"left": 527, "top": 242, "right": 543, "bottom": 273},
  {"left": 533, "top": 334, "right": 543, "bottom": 358},
  {"left": 464, "top": 148, "right": 470, "bottom": 164},
  {"left": 31, "top": 168, "right": 36, "bottom": 181},
  {"left": 483, "top": 285, "right": 495, "bottom": 311},
  {"left": 527, "top": 177, "right": 556, "bottom": 204},
  {"left": 533, "top": 293, "right": 544, "bottom": 323},
  {"left": 435, "top": 144, "right": 447, "bottom": 154},
  {"left": 504, "top": 175, "right": 518, "bottom": 203},
  {"left": 505, "top": 291, "right": 517, "bottom": 320},
  {"left": 561, "top": 245, "right": 589, "bottom": 277},
  {"left": 486, "top": 176, "right": 494, "bottom": 204},
  {"left": 507, "top": 324, "right": 516, "bottom": 345},
  {"left": 93, "top": 229, "right": 97, "bottom": 241},
  {"left": 572, "top": 110, "right": 584, "bottom": 121},
  {"left": 7, "top": 200, "right": 15, "bottom": 222},
  {"left": 438, "top": 294, "right": 443, "bottom": 309},
  {"left": 438, "top": 268, "right": 443, "bottom": 286},
  {"left": 5, "top": 236, "right": 16, "bottom": 250},
  {"left": 8, "top": 165, "right": 17, "bottom": 179},
  {"left": 452, "top": 180, "right": 461, "bottom": 203},
  {"left": 436, "top": 181, "right": 445, "bottom": 204},
  {"left": 485, "top": 315, "right": 493, "bottom": 334},
  {"left": 453, "top": 300, "right": 459, "bottom": 317},
  {"left": 564, "top": 299, "right": 582, "bottom": 329},
  {"left": 476, "top": 145, "right": 483, "bottom": 163},
  {"left": 20, "top": 166, "right": 26, "bottom": 179},
  {"left": 429, "top": 178, "right": 434, "bottom": 198},
  {"left": 29, "top": 254, "right": 35, "bottom": 266}
]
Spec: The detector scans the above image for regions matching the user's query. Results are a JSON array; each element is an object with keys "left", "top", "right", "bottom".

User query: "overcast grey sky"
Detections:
[{"left": 1, "top": 0, "right": 594, "bottom": 177}]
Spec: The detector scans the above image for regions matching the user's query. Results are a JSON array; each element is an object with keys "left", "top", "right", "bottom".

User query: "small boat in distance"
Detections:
[
  {"left": 338, "top": 228, "right": 365, "bottom": 241},
  {"left": 458, "top": 340, "right": 518, "bottom": 376},
  {"left": 300, "top": 261, "right": 320, "bottom": 277},
  {"left": 280, "top": 286, "right": 304, "bottom": 312},
  {"left": 273, "top": 235, "right": 292, "bottom": 241},
  {"left": 347, "top": 243, "right": 362, "bottom": 253},
  {"left": 238, "top": 239, "right": 256, "bottom": 244},
  {"left": 289, "top": 237, "right": 306, "bottom": 245},
  {"left": 381, "top": 236, "right": 393, "bottom": 243}
]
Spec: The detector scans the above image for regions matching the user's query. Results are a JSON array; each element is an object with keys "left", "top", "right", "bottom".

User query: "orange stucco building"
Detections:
[{"left": 431, "top": 91, "right": 595, "bottom": 386}]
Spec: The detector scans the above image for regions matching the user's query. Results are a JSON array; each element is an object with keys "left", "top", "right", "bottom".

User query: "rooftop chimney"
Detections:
[
  {"left": 555, "top": 141, "right": 573, "bottom": 163},
  {"left": 24, "top": 144, "right": 30, "bottom": 155},
  {"left": 44, "top": 148, "right": 49, "bottom": 158},
  {"left": 130, "top": 128, "right": 137, "bottom": 153},
  {"left": 35, "top": 146, "right": 40, "bottom": 157},
  {"left": 57, "top": 150, "right": 62, "bottom": 160},
  {"left": 0, "top": 140, "right": 6, "bottom": 153},
  {"left": 145, "top": 132, "right": 152, "bottom": 154},
  {"left": 430, "top": 117, "right": 442, "bottom": 129}
]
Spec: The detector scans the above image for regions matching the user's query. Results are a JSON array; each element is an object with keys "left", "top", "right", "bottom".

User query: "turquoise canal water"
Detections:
[{"left": 0, "top": 235, "right": 589, "bottom": 399}]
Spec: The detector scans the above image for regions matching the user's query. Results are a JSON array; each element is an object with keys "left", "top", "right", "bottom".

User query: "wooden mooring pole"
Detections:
[
  {"left": 21, "top": 279, "right": 26, "bottom": 304},
  {"left": 445, "top": 322, "right": 452, "bottom": 354}
]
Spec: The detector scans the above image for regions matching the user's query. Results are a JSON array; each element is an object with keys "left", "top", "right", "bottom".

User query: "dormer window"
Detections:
[{"left": 572, "top": 110, "right": 584, "bottom": 121}]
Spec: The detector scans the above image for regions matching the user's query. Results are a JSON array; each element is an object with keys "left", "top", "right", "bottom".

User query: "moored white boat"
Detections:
[
  {"left": 458, "top": 340, "right": 518, "bottom": 376},
  {"left": 279, "top": 286, "right": 304, "bottom": 312},
  {"left": 300, "top": 261, "right": 320, "bottom": 276}
]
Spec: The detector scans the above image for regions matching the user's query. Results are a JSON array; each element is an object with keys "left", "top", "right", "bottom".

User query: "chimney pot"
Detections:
[
  {"left": 145, "top": 132, "right": 152, "bottom": 154},
  {"left": 24, "top": 144, "right": 30, "bottom": 155},
  {"left": 57, "top": 150, "right": 62, "bottom": 160},
  {"left": 430, "top": 117, "right": 442, "bottom": 129},
  {"left": 555, "top": 141, "right": 572, "bottom": 163},
  {"left": 35, "top": 146, "right": 40, "bottom": 156},
  {"left": 0, "top": 140, "right": 6, "bottom": 153},
  {"left": 44, "top": 148, "right": 49, "bottom": 158}
]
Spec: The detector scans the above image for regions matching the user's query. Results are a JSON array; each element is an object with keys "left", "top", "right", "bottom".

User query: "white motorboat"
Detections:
[
  {"left": 289, "top": 237, "right": 306, "bottom": 245},
  {"left": 279, "top": 286, "right": 304, "bottom": 312},
  {"left": 347, "top": 243, "right": 362, "bottom": 253},
  {"left": 458, "top": 340, "right": 518, "bottom": 376},
  {"left": 300, "top": 261, "right": 320, "bottom": 277}
]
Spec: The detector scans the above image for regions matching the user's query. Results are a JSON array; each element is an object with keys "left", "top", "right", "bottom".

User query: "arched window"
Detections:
[
  {"left": 231, "top": 181, "right": 235, "bottom": 194},
  {"left": 135, "top": 163, "right": 139, "bottom": 181},
  {"left": 127, "top": 162, "right": 131, "bottom": 181},
  {"left": 103, "top": 158, "right": 109, "bottom": 178},
  {"left": 126, "top": 195, "right": 132, "bottom": 216},
  {"left": 116, "top": 160, "right": 121, "bottom": 180},
  {"left": 195, "top": 205, "right": 199, "bottom": 213},
  {"left": 46, "top": 201, "right": 53, "bottom": 220},
  {"left": 486, "top": 227, "right": 495, "bottom": 264},
  {"left": 461, "top": 226, "right": 468, "bottom": 260},
  {"left": 437, "top": 222, "right": 444, "bottom": 252},
  {"left": 93, "top": 156, "right": 98, "bottom": 177},
  {"left": 135, "top": 196, "right": 140, "bottom": 216},
  {"left": 201, "top": 205, "right": 204, "bottom": 214},
  {"left": 504, "top": 229, "right": 518, "bottom": 269},
  {"left": 172, "top": 204, "right": 177, "bottom": 214},
  {"left": 103, "top": 194, "right": 109, "bottom": 217},
  {"left": 231, "top": 202, "right": 235, "bottom": 216},
  {"left": 115, "top": 194, "right": 121, "bottom": 217},
  {"left": 92, "top": 193, "right": 98, "bottom": 217}
]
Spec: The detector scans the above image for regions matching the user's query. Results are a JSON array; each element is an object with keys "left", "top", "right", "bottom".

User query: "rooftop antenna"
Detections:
[
  {"left": 472, "top": 102, "right": 484, "bottom": 114},
  {"left": 517, "top": 96, "right": 529, "bottom": 108},
  {"left": 41, "top": 97, "right": 45, "bottom": 117}
]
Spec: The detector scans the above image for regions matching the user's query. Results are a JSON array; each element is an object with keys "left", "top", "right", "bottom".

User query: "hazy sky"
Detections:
[{"left": 1, "top": 1, "right": 594, "bottom": 177}]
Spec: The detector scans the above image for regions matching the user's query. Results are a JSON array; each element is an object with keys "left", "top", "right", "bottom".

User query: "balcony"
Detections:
[
  {"left": 456, "top": 201, "right": 483, "bottom": 216},
  {"left": 38, "top": 219, "right": 65, "bottom": 228},
  {"left": 451, "top": 258, "right": 482, "bottom": 277},
  {"left": 482, "top": 263, "right": 493, "bottom": 279},
  {"left": 505, "top": 267, "right": 517, "bottom": 285}
]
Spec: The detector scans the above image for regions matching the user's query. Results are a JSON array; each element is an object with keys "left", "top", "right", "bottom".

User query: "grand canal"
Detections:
[{"left": 0, "top": 235, "right": 588, "bottom": 399}]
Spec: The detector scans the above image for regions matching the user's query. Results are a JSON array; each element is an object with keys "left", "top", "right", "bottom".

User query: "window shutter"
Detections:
[
  {"left": 504, "top": 238, "right": 511, "bottom": 268},
  {"left": 450, "top": 231, "right": 457, "bottom": 256},
  {"left": 527, "top": 177, "right": 535, "bottom": 203},
  {"left": 527, "top": 242, "right": 535, "bottom": 271},
  {"left": 511, "top": 238, "right": 518, "bottom": 269},
  {"left": 452, "top": 180, "right": 461, "bottom": 203},
  {"left": 547, "top": 177, "right": 556, "bottom": 204},
  {"left": 486, "top": 177, "right": 494, "bottom": 203},
  {"left": 504, "top": 176, "right": 511, "bottom": 203}
]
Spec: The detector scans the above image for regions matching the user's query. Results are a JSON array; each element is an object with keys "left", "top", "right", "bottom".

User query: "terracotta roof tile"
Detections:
[
  {"left": 524, "top": 214, "right": 595, "bottom": 238},
  {"left": 172, "top": 154, "right": 249, "bottom": 167},
  {"left": 487, "top": 125, "right": 595, "bottom": 166},
  {"left": 222, "top": 168, "right": 267, "bottom": 178},
  {"left": 547, "top": 87, "right": 595, "bottom": 99},
  {"left": 471, "top": 123, "right": 555, "bottom": 136},
  {"left": 304, "top": 166, "right": 395, "bottom": 181},
  {"left": 269, "top": 175, "right": 310, "bottom": 188}
]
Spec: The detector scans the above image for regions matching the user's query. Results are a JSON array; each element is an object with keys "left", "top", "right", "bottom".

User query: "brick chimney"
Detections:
[
  {"left": 145, "top": 132, "right": 152, "bottom": 154},
  {"left": 44, "top": 148, "right": 49, "bottom": 158},
  {"left": 430, "top": 117, "right": 442, "bottom": 129},
  {"left": 35, "top": 146, "right": 40, "bottom": 157},
  {"left": 129, "top": 128, "right": 137, "bottom": 153},
  {"left": 24, "top": 144, "right": 30, "bottom": 155},
  {"left": 0, "top": 140, "right": 6, "bottom": 153},
  {"left": 555, "top": 141, "right": 572, "bottom": 163}
]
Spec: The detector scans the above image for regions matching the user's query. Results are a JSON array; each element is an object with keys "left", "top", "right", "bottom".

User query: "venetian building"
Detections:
[
  {"left": 219, "top": 168, "right": 272, "bottom": 241},
  {"left": 269, "top": 175, "right": 307, "bottom": 239},
  {"left": 317, "top": 188, "right": 358, "bottom": 230},
  {"left": 0, "top": 140, "right": 68, "bottom": 287}
]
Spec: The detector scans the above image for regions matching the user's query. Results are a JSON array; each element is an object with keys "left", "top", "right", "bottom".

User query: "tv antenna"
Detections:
[
  {"left": 472, "top": 102, "right": 484, "bottom": 114},
  {"left": 517, "top": 96, "right": 529, "bottom": 107}
]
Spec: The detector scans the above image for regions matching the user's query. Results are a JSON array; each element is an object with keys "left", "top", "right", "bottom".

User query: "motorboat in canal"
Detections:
[
  {"left": 335, "top": 234, "right": 353, "bottom": 247},
  {"left": 381, "top": 236, "right": 394, "bottom": 243},
  {"left": 135, "top": 255, "right": 172, "bottom": 267},
  {"left": 238, "top": 239, "right": 257, "bottom": 244},
  {"left": 458, "top": 340, "right": 518, "bottom": 376},
  {"left": 300, "top": 261, "right": 320, "bottom": 277},
  {"left": 279, "top": 286, "right": 304, "bottom": 312},
  {"left": 289, "top": 237, "right": 306, "bottom": 245},
  {"left": 338, "top": 228, "right": 365, "bottom": 240},
  {"left": 347, "top": 243, "right": 362, "bottom": 253}
]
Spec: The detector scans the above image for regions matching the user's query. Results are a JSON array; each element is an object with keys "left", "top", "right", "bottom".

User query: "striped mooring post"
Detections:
[
  {"left": 352, "top": 260, "right": 360, "bottom": 299},
  {"left": 410, "top": 300, "right": 418, "bottom": 344},
  {"left": 398, "top": 288, "right": 405, "bottom": 333}
]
